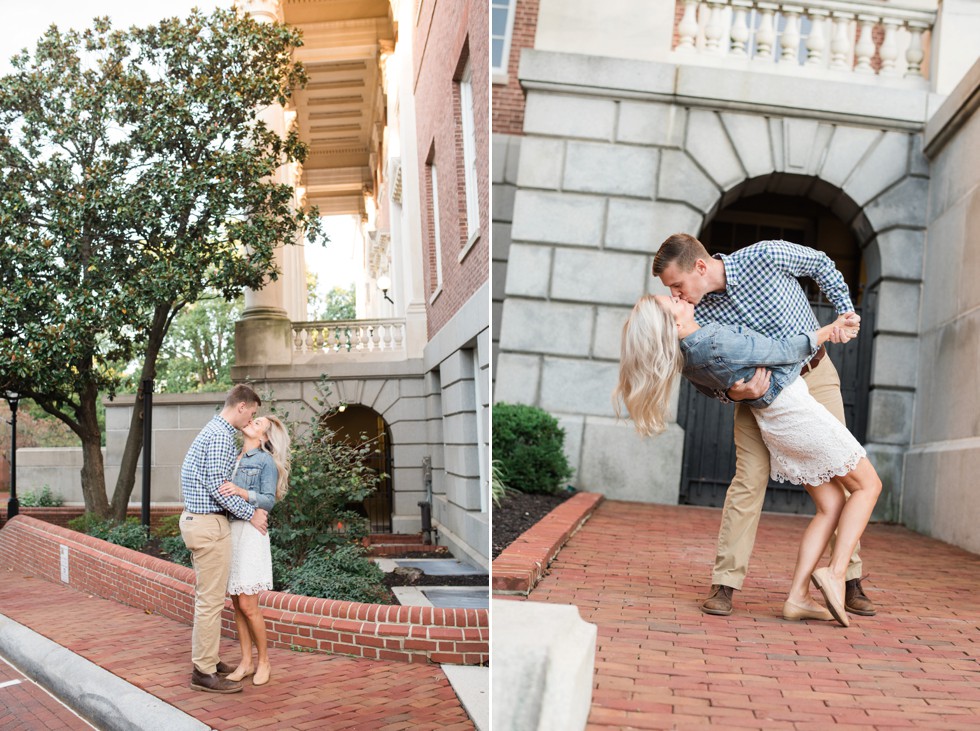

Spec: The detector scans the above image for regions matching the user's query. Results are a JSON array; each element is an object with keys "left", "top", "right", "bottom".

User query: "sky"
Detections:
[{"left": 0, "top": 0, "right": 358, "bottom": 294}]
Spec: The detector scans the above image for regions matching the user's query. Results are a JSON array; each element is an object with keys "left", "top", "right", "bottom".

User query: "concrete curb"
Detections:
[{"left": 0, "top": 613, "right": 210, "bottom": 731}]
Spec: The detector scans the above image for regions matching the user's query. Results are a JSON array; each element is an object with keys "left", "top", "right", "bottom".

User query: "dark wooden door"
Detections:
[{"left": 678, "top": 296, "right": 874, "bottom": 514}]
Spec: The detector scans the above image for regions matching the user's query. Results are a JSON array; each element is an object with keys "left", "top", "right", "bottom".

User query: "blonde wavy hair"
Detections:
[
  {"left": 613, "top": 295, "right": 684, "bottom": 436},
  {"left": 260, "top": 415, "right": 292, "bottom": 501}
]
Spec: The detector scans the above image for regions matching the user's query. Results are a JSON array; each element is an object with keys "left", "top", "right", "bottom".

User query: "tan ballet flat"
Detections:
[
  {"left": 811, "top": 567, "right": 849, "bottom": 627},
  {"left": 226, "top": 666, "right": 255, "bottom": 682},
  {"left": 253, "top": 663, "right": 272, "bottom": 686},
  {"left": 782, "top": 598, "right": 834, "bottom": 621}
]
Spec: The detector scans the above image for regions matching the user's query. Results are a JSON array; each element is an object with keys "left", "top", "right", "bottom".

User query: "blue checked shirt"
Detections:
[
  {"left": 180, "top": 415, "right": 255, "bottom": 519},
  {"left": 694, "top": 240, "right": 854, "bottom": 400}
]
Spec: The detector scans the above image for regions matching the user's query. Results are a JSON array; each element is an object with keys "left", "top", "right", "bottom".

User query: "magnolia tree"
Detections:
[{"left": 0, "top": 9, "right": 321, "bottom": 518}]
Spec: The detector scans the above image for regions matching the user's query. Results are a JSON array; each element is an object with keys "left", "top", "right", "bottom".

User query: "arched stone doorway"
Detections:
[
  {"left": 677, "top": 177, "right": 875, "bottom": 514},
  {"left": 321, "top": 404, "right": 393, "bottom": 533}
]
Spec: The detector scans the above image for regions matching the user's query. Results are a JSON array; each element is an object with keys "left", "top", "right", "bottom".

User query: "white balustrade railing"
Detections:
[
  {"left": 674, "top": 0, "right": 935, "bottom": 81},
  {"left": 292, "top": 318, "right": 406, "bottom": 357}
]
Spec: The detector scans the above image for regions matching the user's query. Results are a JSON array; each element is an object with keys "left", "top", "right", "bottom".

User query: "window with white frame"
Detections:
[
  {"left": 491, "top": 0, "right": 516, "bottom": 79},
  {"left": 426, "top": 159, "right": 443, "bottom": 299},
  {"left": 459, "top": 61, "right": 480, "bottom": 249}
]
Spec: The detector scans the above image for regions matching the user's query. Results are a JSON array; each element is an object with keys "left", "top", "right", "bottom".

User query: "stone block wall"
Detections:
[
  {"left": 904, "top": 59, "right": 980, "bottom": 555},
  {"left": 494, "top": 50, "right": 931, "bottom": 511}
]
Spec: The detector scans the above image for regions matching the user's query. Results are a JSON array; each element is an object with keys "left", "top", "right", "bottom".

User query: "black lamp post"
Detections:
[{"left": 4, "top": 391, "right": 19, "bottom": 519}]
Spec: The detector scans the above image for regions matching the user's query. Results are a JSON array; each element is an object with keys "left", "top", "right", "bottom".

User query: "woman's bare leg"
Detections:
[
  {"left": 824, "top": 458, "right": 882, "bottom": 580},
  {"left": 786, "top": 482, "right": 845, "bottom": 606},
  {"left": 235, "top": 594, "right": 270, "bottom": 684},
  {"left": 227, "top": 595, "right": 255, "bottom": 681}
]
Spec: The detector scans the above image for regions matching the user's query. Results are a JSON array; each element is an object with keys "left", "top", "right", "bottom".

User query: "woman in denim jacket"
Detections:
[
  {"left": 615, "top": 295, "right": 881, "bottom": 627},
  {"left": 217, "top": 415, "right": 291, "bottom": 684}
]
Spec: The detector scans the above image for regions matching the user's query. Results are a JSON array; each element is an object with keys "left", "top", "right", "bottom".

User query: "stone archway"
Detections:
[
  {"left": 321, "top": 404, "right": 393, "bottom": 533},
  {"left": 678, "top": 176, "right": 875, "bottom": 514}
]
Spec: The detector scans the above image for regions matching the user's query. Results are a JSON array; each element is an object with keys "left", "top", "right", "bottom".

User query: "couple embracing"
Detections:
[
  {"left": 617, "top": 234, "right": 881, "bottom": 627},
  {"left": 178, "top": 384, "right": 292, "bottom": 692}
]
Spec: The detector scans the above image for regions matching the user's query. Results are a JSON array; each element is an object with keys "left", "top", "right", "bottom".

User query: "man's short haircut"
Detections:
[
  {"left": 653, "top": 233, "right": 711, "bottom": 276},
  {"left": 224, "top": 384, "right": 261, "bottom": 409}
]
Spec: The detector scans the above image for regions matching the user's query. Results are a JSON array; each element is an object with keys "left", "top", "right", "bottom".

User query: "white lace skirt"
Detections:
[
  {"left": 227, "top": 519, "right": 274, "bottom": 596},
  {"left": 752, "top": 377, "right": 866, "bottom": 486}
]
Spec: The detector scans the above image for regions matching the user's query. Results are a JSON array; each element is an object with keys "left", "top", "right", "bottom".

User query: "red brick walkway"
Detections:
[
  {"left": 0, "top": 573, "right": 473, "bottom": 730},
  {"left": 0, "top": 654, "right": 93, "bottom": 730},
  {"left": 519, "top": 500, "right": 980, "bottom": 730}
]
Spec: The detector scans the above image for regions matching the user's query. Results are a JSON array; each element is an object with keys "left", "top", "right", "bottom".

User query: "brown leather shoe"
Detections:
[
  {"left": 190, "top": 667, "right": 243, "bottom": 694},
  {"left": 215, "top": 661, "right": 236, "bottom": 676},
  {"left": 701, "top": 584, "right": 734, "bottom": 616},
  {"left": 845, "top": 577, "right": 877, "bottom": 616}
]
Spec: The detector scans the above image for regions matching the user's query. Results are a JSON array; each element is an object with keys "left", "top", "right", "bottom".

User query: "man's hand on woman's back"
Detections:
[{"left": 726, "top": 366, "right": 771, "bottom": 401}]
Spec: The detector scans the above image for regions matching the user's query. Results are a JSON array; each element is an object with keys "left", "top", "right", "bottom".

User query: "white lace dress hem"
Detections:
[
  {"left": 227, "top": 519, "right": 273, "bottom": 596},
  {"left": 752, "top": 377, "right": 867, "bottom": 487}
]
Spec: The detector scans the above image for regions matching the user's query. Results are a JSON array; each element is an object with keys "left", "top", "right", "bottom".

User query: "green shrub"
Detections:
[
  {"left": 67, "top": 514, "right": 147, "bottom": 551},
  {"left": 105, "top": 518, "right": 149, "bottom": 550},
  {"left": 491, "top": 460, "right": 509, "bottom": 506},
  {"left": 153, "top": 513, "right": 182, "bottom": 539},
  {"left": 68, "top": 512, "right": 110, "bottom": 536},
  {"left": 284, "top": 545, "right": 391, "bottom": 604},
  {"left": 492, "top": 403, "right": 574, "bottom": 495},
  {"left": 18, "top": 486, "right": 63, "bottom": 507},
  {"left": 241, "top": 378, "right": 390, "bottom": 604},
  {"left": 269, "top": 379, "right": 382, "bottom": 569},
  {"left": 160, "top": 535, "right": 192, "bottom": 567}
]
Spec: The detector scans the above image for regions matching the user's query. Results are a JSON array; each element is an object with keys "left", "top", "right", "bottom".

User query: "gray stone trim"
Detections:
[
  {"left": 519, "top": 50, "right": 932, "bottom": 130},
  {"left": 923, "top": 57, "right": 980, "bottom": 158}
]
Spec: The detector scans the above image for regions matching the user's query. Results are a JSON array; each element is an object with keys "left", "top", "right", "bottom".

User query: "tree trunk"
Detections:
[
  {"left": 77, "top": 380, "right": 110, "bottom": 517},
  {"left": 110, "top": 306, "right": 171, "bottom": 520}
]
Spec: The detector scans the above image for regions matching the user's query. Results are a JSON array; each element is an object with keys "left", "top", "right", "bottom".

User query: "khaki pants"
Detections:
[
  {"left": 179, "top": 511, "right": 231, "bottom": 674},
  {"left": 712, "top": 356, "right": 863, "bottom": 590}
]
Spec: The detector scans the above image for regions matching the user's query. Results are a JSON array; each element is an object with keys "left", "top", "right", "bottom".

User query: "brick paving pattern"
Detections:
[
  {"left": 0, "top": 574, "right": 473, "bottom": 731},
  {"left": 518, "top": 500, "right": 980, "bottom": 730},
  {"left": 0, "top": 655, "right": 93, "bottom": 730}
]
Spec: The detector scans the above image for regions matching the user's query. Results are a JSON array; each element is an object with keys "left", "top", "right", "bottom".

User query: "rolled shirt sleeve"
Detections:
[{"left": 766, "top": 241, "right": 855, "bottom": 314}]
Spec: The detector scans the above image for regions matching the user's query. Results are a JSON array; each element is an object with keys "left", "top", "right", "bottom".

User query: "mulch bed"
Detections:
[{"left": 492, "top": 490, "right": 574, "bottom": 560}]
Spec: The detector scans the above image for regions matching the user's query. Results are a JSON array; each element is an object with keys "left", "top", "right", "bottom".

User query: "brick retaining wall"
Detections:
[
  {"left": 492, "top": 491, "right": 605, "bottom": 595},
  {"left": 0, "top": 516, "right": 487, "bottom": 665},
  {"left": 0, "top": 505, "right": 183, "bottom": 531}
]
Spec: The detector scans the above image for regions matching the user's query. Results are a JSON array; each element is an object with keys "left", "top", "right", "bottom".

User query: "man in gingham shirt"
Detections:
[
  {"left": 179, "top": 384, "right": 268, "bottom": 694},
  {"left": 654, "top": 233, "right": 877, "bottom": 619}
]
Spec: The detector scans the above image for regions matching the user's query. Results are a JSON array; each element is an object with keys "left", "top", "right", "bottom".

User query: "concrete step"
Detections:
[{"left": 492, "top": 599, "right": 597, "bottom": 731}]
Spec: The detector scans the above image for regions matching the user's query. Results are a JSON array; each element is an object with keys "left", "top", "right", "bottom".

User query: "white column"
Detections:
[
  {"left": 904, "top": 22, "right": 927, "bottom": 79},
  {"left": 879, "top": 18, "right": 901, "bottom": 76},
  {"left": 780, "top": 6, "right": 803, "bottom": 64},
  {"left": 806, "top": 9, "right": 830, "bottom": 67},
  {"left": 704, "top": 1, "right": 727, "bottom": 54},
  {"left": 677, "top": 0, "right": 700, "bottom": 52},
  {"left": 830, "top": 13, "right": 854, "bottom": 71},
  {"left": 854, "top": 15, "right": 878, "bottom": 75},
  {"left": 241, "top": 0, "right": 290, "bottom": 321},
  {"left": 235, "top": 0, "right": 293, "bottom": 369},
  {"left": 730, "top": 1, "right": 752, "bottom": 57},
  {"left": 755, "top": 4, "right": 779, "bottom": 63}
]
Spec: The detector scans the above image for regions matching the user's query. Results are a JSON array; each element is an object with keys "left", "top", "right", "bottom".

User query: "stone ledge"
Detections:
[
  {"left": 492, "top": 492, "right": 604, "bottom": 595},
  {"left": 491, "top": 599, "right": 597, "bottom": 731}
]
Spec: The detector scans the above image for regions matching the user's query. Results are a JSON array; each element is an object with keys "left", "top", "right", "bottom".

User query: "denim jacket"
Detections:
[
  {"left": 229, "top": 448, "right": 278, "bottom": 514},
  {"left": 680, "top": 323, "right": 819, "bottom": 409}
]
